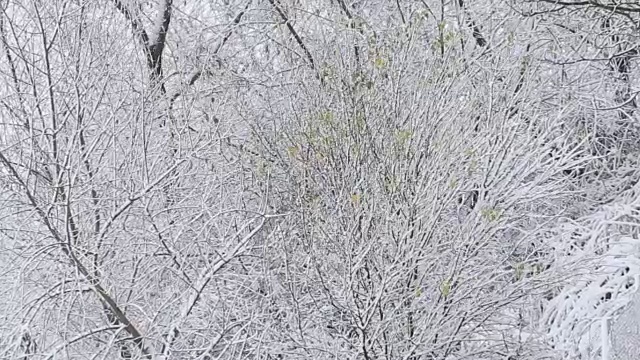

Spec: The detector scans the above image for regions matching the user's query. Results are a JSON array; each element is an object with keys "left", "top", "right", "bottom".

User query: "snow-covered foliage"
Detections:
[
  {"left": 543, "top": 191, "right": 640, "bottom": 358},
  {"left": 1, "top": 0, "right": 640, "bottom": 359}
]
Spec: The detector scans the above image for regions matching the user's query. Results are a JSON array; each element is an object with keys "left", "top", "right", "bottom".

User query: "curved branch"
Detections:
[
  {"left": 537, "top": 0, "right": 640, "bottom": 14},
  {"left": 44, "top": 326, "right": 122, "bottom": 360},
  {"left": 161, "top": 216, "right": 267, "bottom": 357},
  {"left": 0, "top": 150, "right": 181, "bottom": 358}
]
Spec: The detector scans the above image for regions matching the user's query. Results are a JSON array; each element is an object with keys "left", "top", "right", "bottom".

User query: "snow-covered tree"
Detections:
[{"left": 1, "top": 0, "right": 640, "bottom": 359}]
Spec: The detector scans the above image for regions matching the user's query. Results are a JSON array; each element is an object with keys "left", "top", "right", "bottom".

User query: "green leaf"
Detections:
[
  {"left": 321, "top": 136, "right": 332, "bottom": 146},
  {"left": 444, "top": 31, "right": 456, "bottom": 44},
  {"left": 320, "top": 110, "right": 334, "bottom": 124},
  {"left": 287, "top": 145, "right": 299, "bottom": 158},
  {"left": 385, "top": 176, "right": 399, "bottom": 193},
  {"left": 515, "top": 263, "right": 525, "bottom": 281},
  {"left": 468, "top": 159, "right": 478, "bottom": 175},
  {"left": 350, "top": 193, "right": 361, "bottom": 206},
  {"left": 374, "top": 57, "right": 387, "bottom": 69},
  {"left": 395, "top": 129, "right": 413, "bottom": 147},
  {"left": 354, "top": 114, "right": 366, "bottom": 131},
  {"left": 480, "top": 208, "right": 501, "bottom": 222},
  {"left": 440, "top": 279, "right": 451, "bottom": 297}
]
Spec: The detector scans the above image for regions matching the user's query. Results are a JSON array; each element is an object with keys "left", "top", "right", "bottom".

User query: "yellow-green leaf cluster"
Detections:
[
  {"left": 440, "top": 279, "right": 451, "bottom": 297},
  {"left": 480, "top": 207, "right": 501, "bottom": 222},
  {"left": 374, "top": 56, "right": 387, "bottom": 69},
  {"left": 395, "top": 129, "right": 413, "bottom": 147},
  {"left": 287, "top": 145, "right": 299, "bottom": 159},
  {"left": 350, "top": 193, "right": 361, "bottom": 206}
]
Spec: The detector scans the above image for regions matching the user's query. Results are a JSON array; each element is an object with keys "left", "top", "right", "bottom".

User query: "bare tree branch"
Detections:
[
  {"left": 537, "top": 0, "right": 640, "bottom": 14},
  {"left": 266, "top": 0, "right": 315, "bottom": 69}
]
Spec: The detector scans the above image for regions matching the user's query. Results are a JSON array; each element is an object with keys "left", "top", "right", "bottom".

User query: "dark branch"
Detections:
[
  {"left": 266, "top": 0, "right": 315, "bottom": 69},
  {"left": 0, "top": 150, "right": 152, "bottom": 358},
  {"left": 169, "top": 1, "right": 251, "bottom": 109},
  {"left": 111, "top": 0, "right": 173, "bottom": 86},
  {"left": 336, "top": 0, "right": 363, "bottom": 65},
  {"left": 111, "top": 0, "right": 150, "bottom": 48},
  {"left": 149, "top": 0, "right": 173, "bottom": 80},
  {"left": 458, "top": 0, "right": 488, "bottom": 48}
]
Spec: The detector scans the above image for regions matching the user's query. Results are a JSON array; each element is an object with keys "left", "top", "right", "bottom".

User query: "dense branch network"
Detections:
[{"left": 111, "top": 0, "right": 173, "bottom": 87}]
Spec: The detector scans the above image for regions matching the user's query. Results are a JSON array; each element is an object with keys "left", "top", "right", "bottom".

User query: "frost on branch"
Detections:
[
  {"left": 542, "top": 186, "right": 640, "bottom": 359},
  {"left": 148, "top": 0, "right": 172, "bottom": 49}
]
